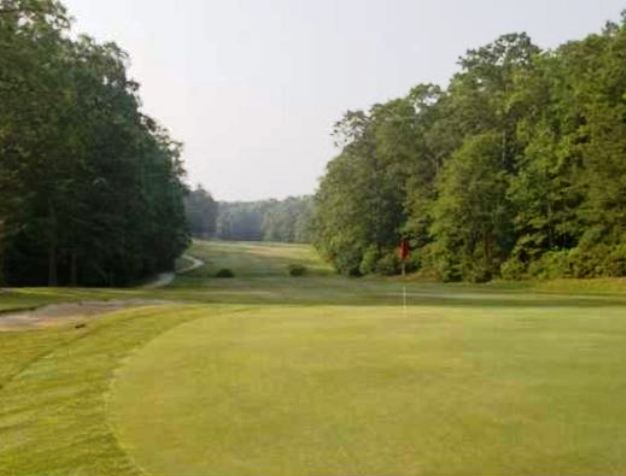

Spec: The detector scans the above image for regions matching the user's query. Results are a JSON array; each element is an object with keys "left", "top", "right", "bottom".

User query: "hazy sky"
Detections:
[{"left": 63, "top": 0, "right": 624, "bottom": 201}]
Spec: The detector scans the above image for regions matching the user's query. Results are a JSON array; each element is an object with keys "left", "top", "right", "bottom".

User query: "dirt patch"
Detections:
[{"left": 0, "top": 299, "right": 168, "bottom": 331}]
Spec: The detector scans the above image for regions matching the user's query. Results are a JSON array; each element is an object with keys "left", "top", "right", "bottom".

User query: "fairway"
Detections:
[{"left": 2, "top": 241, "right": 626, "bottom": 475}]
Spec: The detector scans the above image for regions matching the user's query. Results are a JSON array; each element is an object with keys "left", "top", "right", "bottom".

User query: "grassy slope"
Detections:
[
  {"left": 183, "top": 240, "right": 334, "bottom": 277},
  {"left": 1, "top": 240, "right": 626, "bottom": 475},
  {"left": 0, "top": 305, "right": 218, "bottom": 475}
]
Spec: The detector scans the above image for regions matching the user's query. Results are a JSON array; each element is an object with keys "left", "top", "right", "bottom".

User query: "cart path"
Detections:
[{"left": 142, "top": 254, "right": 204, "bottom": 289}]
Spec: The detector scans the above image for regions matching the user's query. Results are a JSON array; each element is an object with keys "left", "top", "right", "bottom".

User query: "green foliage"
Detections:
[
  {"left": 359, "top": 246, "right": 400, "bottom": 276},
  {"left": 0, "top": 0, "right": 189, "bottom": 286},
  {"left": 359, "top": 246, "right": 381, "bottom": 275},
  {"left": 375, "top": 252, "right": 400, "bottom": 276},
  {"left": 287, "top": 264, "right": 307, "bottom": 277},
  {"left": 431, "top": 132, "right": 514, "bottom": 283},
  {"left": 527, "top": 245, "right": 626, "bottom": 280},
  {"left": 215, "top": 268, "right": 235, "bottom": 278},
  {"left": 216, "top": 196, "right": 314, "bottom": 243},
  {"left": 185, "top": 185, "right": 218, "bottom": 238},
  {"left": 314, "top": 103, "right": 416, "bottom": 276},
  {"left": 314, "top": 14, "right": 626, "bottom": 281}
]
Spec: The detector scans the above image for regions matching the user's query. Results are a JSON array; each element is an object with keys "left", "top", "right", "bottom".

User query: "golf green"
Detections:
[{"left": 109, "top": 305, "right": 626, "bottom": 476}]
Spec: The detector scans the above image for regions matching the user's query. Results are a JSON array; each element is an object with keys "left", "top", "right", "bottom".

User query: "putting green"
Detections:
[{"left": 109, "top": 305, "right": 626, "bottom": 476}]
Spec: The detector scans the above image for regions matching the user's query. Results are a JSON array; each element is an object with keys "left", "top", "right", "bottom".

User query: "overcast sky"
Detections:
[{"left": 63, "top": 0, "right": 624, "bottom": 201}]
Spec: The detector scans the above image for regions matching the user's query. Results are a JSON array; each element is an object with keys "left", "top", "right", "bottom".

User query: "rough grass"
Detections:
[
  {"left": 0, "top": 305, "right": 217, "bottom": 475},
  {"left": 2, "top": 240, "right": 626, "bottom": 475}
]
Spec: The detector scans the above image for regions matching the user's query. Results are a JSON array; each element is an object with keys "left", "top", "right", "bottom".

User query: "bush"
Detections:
[
  {"left": 425, "top": 243, "right": 461, "bottom": 282},
  {"left": 375, "top": 252, "right": 400, "bottom": 276},
  {"left": 461, "top": 260, "right": 492, "bottom": 283},
  {"left": 332, "top": 246, "right": 363, "bottom": 277},
  {"left": 524, "top": 245, "right": 626, "bottom": 280},
  {"left": 215, "top": 268, "right": 235, "bottom": 278},
  {"left": 569, "top": 244, "right": 626, "bottom": 278},
  {"left": 605, "top": 245, "right": 626, "bottom": 277},
  {"left": 500, "top": 257, "right": 528, "bottom": 280},
  {"left": 358, "top": 247, "right": 402, "bottom": 276},
  {"left": 359, "top": 246, "right": 380, "bottom": 275},
  {"left": 527, "top": 251, "right": 571, "bottom": 279},
  {"left": 287, "top": 264, "right": 307, "bottom": 277}
]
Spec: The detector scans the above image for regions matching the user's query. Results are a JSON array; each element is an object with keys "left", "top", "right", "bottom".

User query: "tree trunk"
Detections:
[
  {"left": 0, "top": 219, "right": 4, "bottom": 285},
  {"left": 70, "top": 250, "right": 78, "bottom": 286},
  {"left": 48, "top": 201, "right": 58, "bottom": 286},
  {"left": 48, "top": 243, "right": 58, "bottom": 286}
]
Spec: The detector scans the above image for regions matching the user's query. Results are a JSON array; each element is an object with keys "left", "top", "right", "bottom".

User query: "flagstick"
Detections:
[
  {"left": 399, "top": 239, "right": 409, "bottom": 315},
  {"left": 402, "top": 260, "right": 407, "bottom": 315}
]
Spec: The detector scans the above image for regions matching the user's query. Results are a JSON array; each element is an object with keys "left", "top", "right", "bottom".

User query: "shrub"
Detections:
[
  {"left": 425, "top": 243, "right": 461, "bottom": 282},
  {"left": 605, "top": 245, "right": 626, "bottom": 277},
  {"left": 375, "top": 252, "right": 400, "bottom": 276},
  {"left": 215, "top": 268, "right": 235, "bottom": 278},
  {"left": 287, "top": 264, "right": 307, "bottom": 277},
  {"left": 569, "top": 244, "right": 626, "bottom": 278},
  {"left": 500, "top": 257, "right": 528, "bottom": 280},
  {"left": 527, "top": 251, "right": 571, "bottom": 279},
  {"left": 359, "top": 246, "right": 380, "bottom": 275},
  {"left": 462, "top": 260, "right": 492, "bottom": 283},
  {"left": 333, "top": 246, "right": 364, "bottom": 277}
]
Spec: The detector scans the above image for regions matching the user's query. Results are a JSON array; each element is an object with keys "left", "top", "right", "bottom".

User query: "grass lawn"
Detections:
[{"left": 2, "top": 240, "right": 626, "bottom": 475}]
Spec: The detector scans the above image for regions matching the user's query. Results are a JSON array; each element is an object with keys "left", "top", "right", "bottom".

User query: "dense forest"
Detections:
[
  {"left": 0, "top": 0, "right": 189, "bottom": 286},
  {"left": 216, "top": 197, "right": 314, "bottom": 243},
  {"left": 314, "top": 13, "right": 626, "bottom": 281}
]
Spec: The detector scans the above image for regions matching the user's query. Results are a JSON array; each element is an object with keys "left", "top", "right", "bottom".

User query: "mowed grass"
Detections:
[
  {"left": 183, "top": 240, "right": 334, "bottom": 277},
  {"left": 110, "top": 306, "right": 626, "bottom": 476},
  {"left": 2, "top": 240, "right": 626, "bottom": 475}
]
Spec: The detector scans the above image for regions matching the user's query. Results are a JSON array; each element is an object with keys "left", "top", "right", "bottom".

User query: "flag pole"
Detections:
[
  {"left": 402, "top": 260, "right": 407, "bottom": 314},
  {"left": 399, "top": 238, "right": 409, "bottom": 315}
]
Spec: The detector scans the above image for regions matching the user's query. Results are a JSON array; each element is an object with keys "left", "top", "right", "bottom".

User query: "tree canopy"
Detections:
[
  {"left": 0, "top": 0, "right": 189, "bottom": 286},
  {"left": 314, "top": 13, "right": 626, "bottom": 281},
  {"left": 185, "top": 185, "right": 218, "bottom": 239}
]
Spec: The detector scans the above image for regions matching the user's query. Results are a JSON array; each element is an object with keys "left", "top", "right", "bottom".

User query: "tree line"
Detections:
[
  {"left": 214, "top": 196, "right": 314, "bottom": 243},
  {"left": 314, "top": 13, "right": 626, "bottom": 281},
  {"left": 183, "top": 186, "right": 314, "bottom": 244},
  {"left": 0, "top": 0, "right": 189, "bottom": 286}
]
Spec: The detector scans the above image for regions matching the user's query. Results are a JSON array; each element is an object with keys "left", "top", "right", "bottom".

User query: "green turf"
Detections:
[
  {"left": 183, "top": 240, "right": 334, "bottom": 278},
  {"left": 2, "top": 240, "right": 626, "bottom": 475},
  {"left": 109, "top": 306, "right": 626, "bottom": 476}
]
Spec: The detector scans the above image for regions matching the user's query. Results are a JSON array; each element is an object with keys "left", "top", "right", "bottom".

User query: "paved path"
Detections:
[
  {"left": 142, "top": 254, "right": 204, "bottom": 289},
  {"left": 176, "top": 254, "right": 204, "bottom": 274}
]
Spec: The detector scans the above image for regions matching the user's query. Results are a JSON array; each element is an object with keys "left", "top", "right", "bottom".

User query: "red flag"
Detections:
[{"left": 399, "top": 239, "right": 410, "bottom": 261}]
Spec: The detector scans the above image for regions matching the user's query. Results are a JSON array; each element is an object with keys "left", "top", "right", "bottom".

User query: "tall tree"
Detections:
[
  {"left": 0, "top": 0, "right": 190, "bottom": 286},
  {"left": 185, "top": 185, "right": 218, "bottom": 238},
  {"left": 315, "top": 14, "right": 626, "bottom": 280}
]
